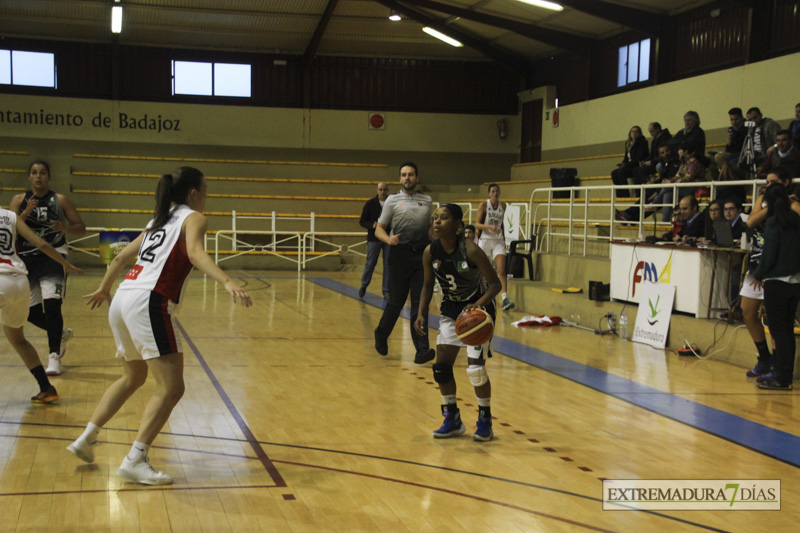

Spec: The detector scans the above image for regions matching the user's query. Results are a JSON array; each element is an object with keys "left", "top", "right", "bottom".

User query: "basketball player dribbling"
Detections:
[
  {"left": 0, "top": 203, "right": 83, "bottom": 403},
  {"left": 475, "top": 183, "right": 515, "bottom": 311},
  {"left": 414, "top": 204, "right": 501, "bottom": 441},
  {"left": 67, "top": 167, "right": 252, "bottom": 485}
]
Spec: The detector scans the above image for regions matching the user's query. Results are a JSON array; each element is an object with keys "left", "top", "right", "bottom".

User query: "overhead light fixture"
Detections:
[
  {"left": 422, "top": 27, "right": 463, "bottom": 47},
  {"left": 111, "top": 3, "right": 123, "bottom": 34},
  {"left": 389, "top": 10, "right": 401, "bottom": 21},
  {"left": 515, "top": 0, "right": 564, "bottom": 11}
]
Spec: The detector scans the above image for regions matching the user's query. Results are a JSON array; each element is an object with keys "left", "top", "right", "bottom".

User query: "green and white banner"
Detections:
[{"left": 632, "top": 282, "right": 675, "bottom": 349}]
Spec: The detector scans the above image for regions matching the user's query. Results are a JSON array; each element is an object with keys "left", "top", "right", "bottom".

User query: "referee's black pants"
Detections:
[{"left": 376, "top": 244, "right": 429, "bottom": 353}]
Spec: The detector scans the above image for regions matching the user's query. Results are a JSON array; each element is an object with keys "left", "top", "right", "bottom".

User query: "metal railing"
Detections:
[
  {"left": 529, "top": 178, "right": 767, "bottom": 256},
  {"left": 301, "top": 232, "right": 368, "bottom": 269}
]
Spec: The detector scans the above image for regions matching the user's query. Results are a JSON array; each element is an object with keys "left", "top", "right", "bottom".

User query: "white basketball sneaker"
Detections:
[
  {"left": 67, "top": 436, "right": 96, "bottom": 463},
  {"left": 60, "top": 327, "right": 73, "bottom": 358},
  {"left": 118, "top": 456, "right": 173, "bottom": 485},
  {"left": 45, "top": 352, "right": 62, "bottom": 376}
]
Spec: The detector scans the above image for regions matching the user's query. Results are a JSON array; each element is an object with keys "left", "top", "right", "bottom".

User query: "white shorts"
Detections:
[
  {"left": 478, "top": 238, "right": 506, "bottom": 259},
  {"left": 0, "top": 274, "right": 31, "bottom": 328},
  {"left": 437, "top": 315, "right": 492, "bottom": 360},
  {"left": 740, "top": 272, "right": 764, "bottom": 300},
  {"left": 109, "top": 289, "right": 183, "bottom": 361},
  {"left": 29, "top": 276, "right": 65, "bottom": 306}
]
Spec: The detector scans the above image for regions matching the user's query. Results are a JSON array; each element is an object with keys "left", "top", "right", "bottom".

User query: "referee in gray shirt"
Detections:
[{"left": 373, "top": 161, "right": 435, "bottom": 364}]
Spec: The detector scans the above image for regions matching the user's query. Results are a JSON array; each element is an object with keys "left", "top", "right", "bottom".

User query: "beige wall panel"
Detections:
[
  {"left": 306, "top": 109, "right": 520, "bottom": 154},
  {"left": 541, "top": 52, "right": 800, "bottom": 153},
  {"left": 0, "top": 95, "right": 519, "bottom": 154}
]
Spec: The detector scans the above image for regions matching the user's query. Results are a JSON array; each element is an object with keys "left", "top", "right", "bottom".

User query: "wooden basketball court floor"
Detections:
[{"left": 1, "top": 270, "right": 799, "bottom": 532}]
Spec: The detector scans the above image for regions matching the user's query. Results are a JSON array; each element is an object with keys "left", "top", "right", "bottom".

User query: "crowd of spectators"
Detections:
[{"left": 605, "top": 105, "right": 800, "bottom": 390}]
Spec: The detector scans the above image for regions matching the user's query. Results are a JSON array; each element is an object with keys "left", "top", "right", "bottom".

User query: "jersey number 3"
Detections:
[{"left": 139, "top": 229, "right": 166, "bottom": 263}]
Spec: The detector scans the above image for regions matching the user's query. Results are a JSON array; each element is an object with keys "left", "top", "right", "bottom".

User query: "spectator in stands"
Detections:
[
  {"left": 611, "top": 126, "right": 649, "bottom": 198},
  {"left": 672, "top": 195, "right": 705, "bottom": 242},
  {"left": 723, "top": 198, "right": 746, "bottom": 240},
  {"left": 700, "top": 199, "right": 723, "bottom": 242},
  {"left": 746, "top": 107, "right": 781, "bottom": 165},
  {"left": 789, "top": 103, "right": 800, "bottom": 150},
  {"left": 751, "top": 183, "right": 800, "bottom": 391},
  {"left": 759, "top": 130, "right": 800, "bottom": 177},
  {"left": 671, "top": 111, "right": 706, "bottom": 155},
  {"left": 464, "top": 224, "right": 477, "bottom": 243},
  {"left": 645, "top": 142, "right": 706, "bottom": 222},
  {"left": 617, "top": 143, "right": 679, "bottom": 222},
  {"left": 633, "top": 122, "right": 672, "bottom": 185},
  {"left": 709, "top": 108, "right": 746, "bottom": 180},
  {"left": 741, "top": 167, "right": 800, "bottom": 380},
  {"left": 358, "top": 182, "right": 391, "bottom": 299}
]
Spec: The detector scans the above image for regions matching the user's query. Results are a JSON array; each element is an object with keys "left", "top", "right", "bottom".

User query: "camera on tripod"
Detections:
[{"left": 738, "top": 121, "right": 759, "bottom": 176}]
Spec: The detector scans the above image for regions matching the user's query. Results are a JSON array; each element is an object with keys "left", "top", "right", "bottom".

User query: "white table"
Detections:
[{"left": 609, "top": 241, "right": 746, "bottom": 318}]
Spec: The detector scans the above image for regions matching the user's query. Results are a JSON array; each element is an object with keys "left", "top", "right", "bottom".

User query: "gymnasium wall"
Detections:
[
  {"left": 0, "top": 93, "right": 520, "bottom": 185},
  {"left": 538, "top": 52, "right": 800, "bottom": 159}
]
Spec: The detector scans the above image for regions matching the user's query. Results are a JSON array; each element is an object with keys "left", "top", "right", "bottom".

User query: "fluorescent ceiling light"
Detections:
[
  {"left": 111, "top": 6, "right": 123, "bottom": 33},
  {"left": 389, "top": 11, "right": 401, "bottom": 21},
  {"left": 422, "top": 27, "right": 463, "bottom": 47},
  {"left": 515, "top": 0, "right": 563, "bottom": 11}
]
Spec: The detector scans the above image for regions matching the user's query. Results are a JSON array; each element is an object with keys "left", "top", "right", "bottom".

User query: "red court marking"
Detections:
[
  {"left": 514, "top": 430, "right": 525, "bottom": 434},
  {"left": 282, "top": 494, "right": 296, "bottom": 500},
  {"left": 528, "top": 439, "right": 540, "bottom": 443},
  {"left": 560, "top": 457, "right": 573, "bottom": 462},
  {"left": 272, "top": 459, "right": 617, "bottom": 533},
  {"left": 544, "top": 447, "right": 556, "bottom": 452},
  {"left": 176, "top": 321, "right": 287, "bottom": 487},
  {"left": 579, "top": 467, "right": 593, "bottom": 472}
]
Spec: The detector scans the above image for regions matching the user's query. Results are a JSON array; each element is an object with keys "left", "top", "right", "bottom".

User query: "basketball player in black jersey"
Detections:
[
  {"left": 414, "top": 204, "right": 501, "bottom": 441},
  {"left": 10, "top": 160, "right": 86, "bottom": 376}
]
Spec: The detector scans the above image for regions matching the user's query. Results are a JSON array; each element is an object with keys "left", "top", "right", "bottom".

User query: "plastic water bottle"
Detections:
[{"left": 619, "top": 311, "right": 628, "bottom": 341}]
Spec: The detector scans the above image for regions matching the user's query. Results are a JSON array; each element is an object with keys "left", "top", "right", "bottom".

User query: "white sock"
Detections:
[
  {"left": 80, "top": 422, "right": 101, "bottom": 444},
  {"left": 441, "top": 394, "right": 457, "bottom": 406},
  {"left": 502, "top": 292, "right": 508, "bottom": 300},
  {"left": 477, "top": 397, "right": 491, "bottom": 407},
  {"left": 128, "top": 440, "right": 150, "bottom": 461}
]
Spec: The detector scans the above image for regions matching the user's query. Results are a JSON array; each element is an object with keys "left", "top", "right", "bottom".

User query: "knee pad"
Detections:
[
  {"left": 467, "top": 365, "right": 488, "bottom": 387},
  {"left": 432, "top": 363, "right": 454, "bottom": 384}
]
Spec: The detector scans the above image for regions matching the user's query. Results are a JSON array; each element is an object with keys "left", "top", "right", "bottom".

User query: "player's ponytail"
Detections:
[{"left": 151, "top": 166, "right": 204, "bottom": 230}]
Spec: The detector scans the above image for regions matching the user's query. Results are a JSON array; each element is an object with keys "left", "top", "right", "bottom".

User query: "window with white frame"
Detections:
[
  {"left": 617, "top": 38, "right": 650, "bottom": 88},
  {"left": 0, "top": 50, "right": 56, "bottom": 88},
  {"left": 172, "top": 60, "right": 251, "bottom": 97}
]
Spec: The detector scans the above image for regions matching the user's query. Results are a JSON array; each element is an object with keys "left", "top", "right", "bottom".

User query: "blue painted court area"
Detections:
[{"left": 309, "top": 277, "right": 800, "bottom": 468}]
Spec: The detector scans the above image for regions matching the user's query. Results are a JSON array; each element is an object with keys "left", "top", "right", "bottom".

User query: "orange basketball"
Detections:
[{"left": 455, "top": 308, "right": 494, "bottom": 346}]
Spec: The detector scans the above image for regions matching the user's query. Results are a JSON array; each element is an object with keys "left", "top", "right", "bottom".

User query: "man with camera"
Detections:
[{"left": 746, "top": 107, "right": 781, "bottom": 166}]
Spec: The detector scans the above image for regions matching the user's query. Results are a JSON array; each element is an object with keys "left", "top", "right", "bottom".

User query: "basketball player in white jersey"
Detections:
[
  {"left": 67, "top": 167, "right": 252, "bottom": 486},
  {"left": 0, "top": 204, "right": 82, "bottom": 403},
  {"left": 475, "top": 184, "right": 515, "bottom": 311}
]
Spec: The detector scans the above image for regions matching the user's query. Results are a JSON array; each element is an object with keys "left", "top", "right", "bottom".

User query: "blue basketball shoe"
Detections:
[
  {"left": 472, "top": 416, "right": 493, "bottom": 441},
  {"left": 432, "top": 406, "right": 466, "bottom": 438}
]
